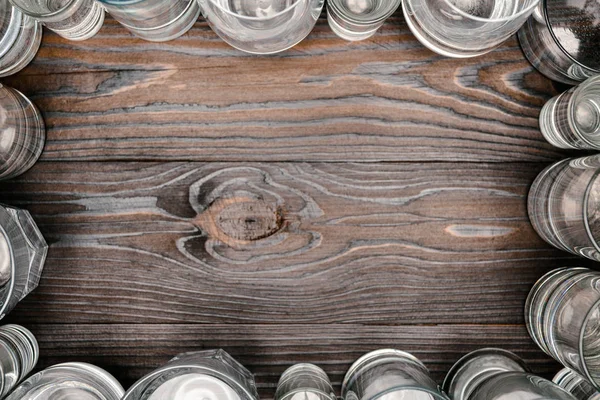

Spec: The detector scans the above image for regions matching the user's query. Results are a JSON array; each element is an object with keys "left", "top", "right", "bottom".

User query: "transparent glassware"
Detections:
[
  {"left": 528, "top": 155, "right": 600, "bottom": 261},
  {"left": 554, "top": 368, "right": 600, "bottom": 400},
  {"left": 526, "top": 267, "right": 600, "bottom": 391},
  {"left": 199, "top": 0, "right": 324, "bottom": 54},
  {"left": 5, "top": 362, "right": 125, "bottom": 400},
  {"left": 540, "top": 76, "right": 600, "bottom": 150},
  {"left": 96, "top": 0, "right": 200, "bottom": 42},
  {"left": 443, "top": 348, "right": 577, "bottom": 400},
  {"left": 8, "top": 0, "right": 104, "bottom": 41},
  {"left": 327, "top": 0, "right": 400, "bottom": 41},
  {"left": 518, "top": 0, "right": 600, "bottom": 85},
  {"left": 341, "top": 349, "right": 450, "bottom": 400},
  {"left": 0, "top": 204, "right": 47, "bottom": 320},
  {"left": 0, "top": 3, "right": 42, "bottom": 77},
  {"left": 0, "top": 324, "right": 38, "bottom": 398},
  {"left": 0, "top": 85, "right": 45, "bottom": 181},
  {"left": 275, "top": 364, "right": 336, "bottom": 400},
  {"left": 122, "top": 349, "right": 259, "bottom": 400},
  {"left": 401, "top": 0, "right": 539, "bottom": 58}
]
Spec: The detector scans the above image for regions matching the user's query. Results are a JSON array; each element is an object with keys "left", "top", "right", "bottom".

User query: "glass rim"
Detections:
[
  {"left": 327, "top": 0, "right": 400, "bottom": 25},
  {"left": 0, "top": 213, "right": 16, "bottom": 317},
  {"left": 582, "top": 167, "right": 600, "bottom": 255},
  {"left": 204, "top": 0, "right": 303, "bottom": 22},
  {"left": 580, "top": 296, "right": 600, "bottom": 392},
  {"left": 371, "top": 386, "right": 449, "bottom": 400},
  {"left": 542, "top": 0, "right": 600, "bottom": 74},
  {"left": 569, "top": 76, "right": 600, "bottom": 145},
  {"left": 440, "top": 0, "right": 540, "bottom": 23},
  {"left": 7, "top": 0, "right": 79, "bottom": 19}
]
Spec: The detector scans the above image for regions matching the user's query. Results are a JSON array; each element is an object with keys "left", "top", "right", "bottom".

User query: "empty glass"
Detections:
[
  {"left": 0, "top": 85, "right": 45, "bottom": 181},
  {"left": 327, "top": 0, "right": 400, "bottom": 41},
  {"left": 275, "top": 364, "right": 336, "bottom": 400},
  {"left": 5, "top": 362, "right": 125, "bottom": 400},
  {"left": 528, "top": 155, "right": 600, "bottom": 261},
  {"left": 526, "top": 267, "right": 600, "bottom": 390},
  {"left": 540, "top": 76, "right": 600, "bottom": 150},
  {"left": 96, "top": 0, "right": 199, "bottom": 42},
  {"left": 342, "top": 349, "right": 450, "bottom": 400},
  {"left": 518, "top": 0, "right": 600, "bottom": 85},
  {"left": 402, "top": 0, "right": 539, "bottom": 58},
  {"left": 554, "top": 368, "right": 600, "bottom": 400},
  {"left": 0, "top": 324, "right": 38, "bottom": 398},
  {"left": 199, "top": 0, "right": 324, "bottom": 54},
  {"left": 122, "top": 349, "right": 259, "bottom": 400},
  {"left": 443, "top": 348, "right": 576, "bottom": 400},
  {"left": 0, "top": 204, "right": 47, "bottom": 320},
  {"left": 0, "top": 3, "right": 42, "bottom": 77},
  {"left": 9, "top": 0, "right": 104, "bottom": 41}
]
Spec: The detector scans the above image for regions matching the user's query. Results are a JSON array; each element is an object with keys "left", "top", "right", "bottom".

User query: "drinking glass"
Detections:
[
  {"left": 96, "top": 0, "right": 200, "bottom": 42},
  {"left": 0, "top": 3, "right": 42, "bottom": 77},
  {"left": 528, "top": 155, "right": 600, "bottom": 261},
  {"left": 518, "top": 0, "right": 600, "bottom": 85},
  {"left": 327, "top": 0, "right": 400, "bottom": 41},
  {"left": 0, "top": 324, "right": 38, "bottom": 398},
  {"left": 443, "top": 348, "right": 576, "bottom": 400},
  {"left": 341, "top": 349, "right": 450, "bottom": 400},
  {"left": 275, "top": 364, "right": 336, "bottom": 400},
  {"left": 554, "top": 368, "right": 600, "bottom": 400},
  {"left": 8, "top": 0, "right": 104, "bottom": 41},
  {"left": 122, "top": 349, "right": 259, "bottom": 400},
  {"left": 5, "top": 362, "right": 125, "bottom": 400},
  {"left": 0, "top": 204, "right": 47, "bottom": 320},
  {"left": 199, "top": 0, "right": 324, "bottom": 54},
  {"left": 401, "top": 0, "right": 539, "bottom": 58},
  {"left": 0, "top": 85, "right": 45, "bottom": 181},
  {"left": 526, "top": 267, "right": 600, "bottom": 390}
]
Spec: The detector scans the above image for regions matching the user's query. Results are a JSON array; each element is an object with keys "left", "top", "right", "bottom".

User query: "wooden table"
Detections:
[{"left": 0, "top": 12, "right": 589, "bottom": 398}]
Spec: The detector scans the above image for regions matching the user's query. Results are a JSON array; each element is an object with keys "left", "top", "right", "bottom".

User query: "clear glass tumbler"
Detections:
[
  {"left": 518, "top": 0, "right": 600, "bottom": 85},
  {"left": 443, "top": 348, "right": 576, "bottom": 400},
  {"left": 0, "top": 204, "right": 47, "bottom": 320},
  {"left": 554, "top": 368, "right": 600, "bottom": 400},
  {"left": 5, "top": 362, "right": 125, "bottom": 400},
  {"left": 0, "top": 324, "right": 38, "bottom": 398},
  {"left": 401, "top": 0, "right": 539, "bottom": 58},
  {"left": 526, "top": 267, "right": 600, "bottom": 391},
  {"left": 275, "top": 364, "right": 336, "bottom": 400},
  {"left": 342, "top": 349, "right": 450, "bottom": 400},
  {"left": 199, "top": 0, "right": 324, "bottom": 54},
  {"left": 327, "top": 0, "right": 400, "bottom": 41},
  {"left": 540, "top": 76, "right": 600, "bottom": 150},
  {"left": 8, "top": 0, "right": 104, "bottom": 41},
  {"left": 528, "top": 155, "right": 600, "bottom": 261},
  {"left": 0, "top": 3, "right": 42, "bottom": 77},
  {"left": 96, "top": 0, "right": 200, "bottom": 42},
  {"left": 122, "top": 349, "right": 259, "bottom": 400}
]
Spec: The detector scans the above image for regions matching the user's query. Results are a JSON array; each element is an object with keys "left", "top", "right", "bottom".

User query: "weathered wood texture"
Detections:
[
  {"left": 0, "top": 162, "right": 592, "bottom": 326},
  {"left": 1, "top": 16, "right": 572, "bottom": 162},
  {"left": 28, "top": 324, "right": 560, "bottom": 397}
]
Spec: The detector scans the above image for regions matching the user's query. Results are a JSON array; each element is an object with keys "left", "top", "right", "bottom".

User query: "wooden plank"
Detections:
[
  {"left": 0, "top": 161, "right": 592, "bottom": 325},
  {"left": 3, "top": 17, "right": 568, "bottom": 162},
  {"left": 24, "top": 323, "right": 559, "bottom": 397}
]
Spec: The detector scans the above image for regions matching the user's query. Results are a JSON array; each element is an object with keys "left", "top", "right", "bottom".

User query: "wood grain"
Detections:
[
  {"left": 2, "top": 15, "right": 570, "bottom": 162},
  {"left": 0, "top": 161, "right": 592, "bottom": 325},
  {"left": 25, "top": 323, "right": 560, "bottom": 397}
]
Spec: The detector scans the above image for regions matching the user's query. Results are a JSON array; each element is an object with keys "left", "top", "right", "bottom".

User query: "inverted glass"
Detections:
[
  {"left": 8, "top": 0, "right": 104, "bottom": 41},
  {"left": 0, "top": 85, "right": 45, "bottom": 181},
  {"left": 554, "top": 368, "right": 600, "bottom": 400},
  {"left": 443, "top": 348, "right": 577, "bottom": 400},
  {"left": 528, "top": 155, "right": 600, "bottom": 261},
  {"left": 327, "top": 0, "right": 400, "bottom": 41},
  {"left": 526, "top": 267, "right": 600, "bottom": 390},
  {"left": 342, "top": 349, "right": 450, "bottom": 400},
  {"left": 96, "top": 0, "right": 200, "bottom": 42},
  {"left": 518, "top": 0, "right": 600, "bottom": 85},
  {"left": 199, "top": 0, "right": 324, "bottom": 54},
  {"left": 275, "top": 363, "right": 336, "bottom": 400},
  {"left": 5, "top": 362, "right": 125, "bottom": 400},
  {"left": 540, "top": 76, "right": 600, "bottom": 149},
  {"left": 122, "top": 349, "right": 259, "bottom": 400},
  {"left": 402, "top": 0, "right": 539, "bottom": 58},
  {"left": 0, "top": 3, "right": 42, "bottom": 77}
]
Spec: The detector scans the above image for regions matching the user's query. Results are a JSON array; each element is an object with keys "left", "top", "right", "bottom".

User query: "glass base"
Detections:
[{"left": 123, "top": 0, "right": 200, "bottom": 42}]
